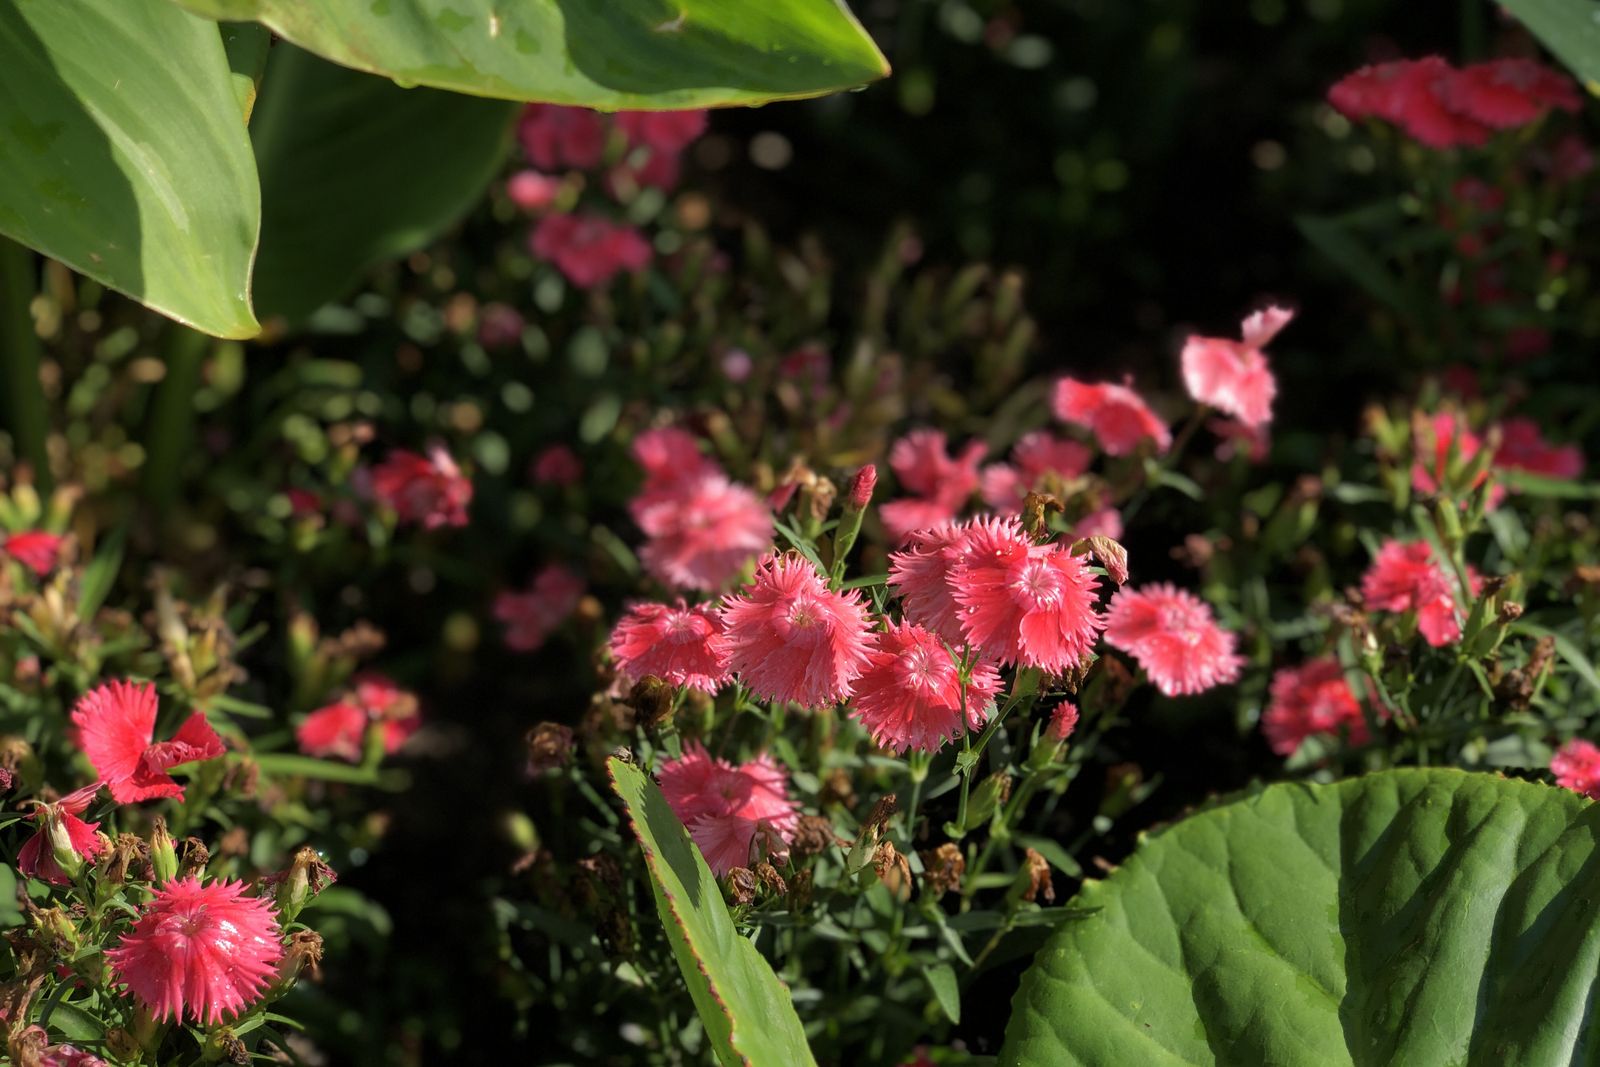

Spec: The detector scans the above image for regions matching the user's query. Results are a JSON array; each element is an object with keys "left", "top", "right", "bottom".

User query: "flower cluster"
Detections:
[
  {"left": 1330, "top": 56, "right": 1579, "bottom": 149},
  {"left": 297, "top": 672, "right": 421, "bottom": 762}
]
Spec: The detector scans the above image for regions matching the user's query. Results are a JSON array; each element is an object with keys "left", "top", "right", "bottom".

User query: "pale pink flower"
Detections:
[
  {"left": 1552, "top": 739, "right": 1600, "bottom": 798},
  {"left": 719, "top": 554, "right": 876, "bottom": 708},
  {"left": 1181, "top": 306, "right": 1289, "bottom": 428},
  {"left": 951, "top": 517, "right": 1103, "bottom": 673},
  {"left": 1073, "top": 507, "right": 1123, "bottom": 541},
  {"left": 1261, "top": 659, "right": 1367, "bottom": 756},
  {"left": 883, "top": 430, "right": 987, "bottom": 542},
  {"left": 369, "top": 446, "right": 472, "bottom": 529},
  {"left": 881, "top": 497, "right": 964, "bottom": 545},
  {"left": 657, "top": 743, "right": 799, "bottom": 877},
  {"left": 1103, "top": 584, "right": 1243, "bottom": 696},
  {"left": 495, "top": 565, "right": 585, "bottom": 651},
  {"left": 887, "top": 522, "right": 978, "bottom": 646},
  {"left": 17, "top": 783, "right": 103, "bottom": 886},
  {"left": 610, "top": 601, "right": 730, "bottom": 693},
  {"left": 530, "top": 213, "right": 651, "bottom": 289},
  {"left": 848, "top": 621, "right": 1002, "bottom": 753},
  {"left": 506, "top": 169, "right": 562, "bottom": 212},
  {"left": 1360, "top": 539, "right": 1476, "bottom": 647},
  {"left": 72, "top": 681, "right": 225, "bottom": 804},
  {"left": 631, "top": 426, "right": 720, "bottom": 491},
  {"left": 107, "top": 877, "right": 283, "bottom": 1025},
  {"left": 636, "top": 476, "right": 773, "bottom": 591},
  {"left": 980, "top": 432, "right": 1092, "bottom": 510},
  {"left": 1052, "top": 378, "right": 1170, "bottom": 456}
]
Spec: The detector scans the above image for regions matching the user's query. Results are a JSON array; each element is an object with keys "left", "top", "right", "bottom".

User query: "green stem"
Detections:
[
  {"left": 0, "top": 239, "right": 51, "bottom": 490},
  {"left": 140, "top": 327, "right": 210, "bottom": 512}
]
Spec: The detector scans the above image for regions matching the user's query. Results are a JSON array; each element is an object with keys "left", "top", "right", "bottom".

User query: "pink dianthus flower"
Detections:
[
  {"left": 849, "top": 621, "right": 1002, "bottom": 753},
  {"left": 635, "top": 475, "right": 773, "bottom": 591},
  {"left": 369, "top": 446, "right": 472, "bottom": 529},
  {"left": 1360, "top": 539, "right": 1478, "bottom": 647},
  {"left": 887, "top": 522, "right": 979, "bottom": 647},
  {"left": 1103, "top": 584, "right": 1243, "bottom": 696},
  {"left": 610, "top": 601, "right": 730, "bottom": 693},
  {"left": 719, "top": 554, "right": 875, "bottom": 708},
  {"left": 295, "top": 701, "right": 368, "bottom": 763},
  {"left": 530, "top": 213, "right": 651, "bottom": 289},
  {"left": 107, "top": 877, "right": 283, "bottom": 1025},
  {"left": 1552, "top": 739, "right": 1600, "bottom": 799},
  {"left": 72, "top": 681, "right": 224, "bottom": 804},
  {"left": 531, "top": 444, "right": 583, "bottom": 487},
  {"left": 1495, "top": 417, "right": 1584, "bottom": 481},
  {"left": 17, "top": 783, "right": 104, "bottom": 886},
  {"left": 657, "top": 743, "right": 799, "bottom": 877},
  {"left": 1180, "top": 306, "right": 1290, "bottom": 428},
  {"left": 1052, "top": 377, "right": 1170, "bottom": 456},
  {"left": 1261, "top": 658, "right": 1367, "bottom": 756},
  {"left": 950, "top": 517, "right": 1103, "bottom": 673},
  {"left": 882, "top": 430, "right": 987, "bottom": 542},
  {"left": 495, "top": 565, "right": 585, "bottom": 651},
  {"left": 4, "top": 530, "right": 65, "bottom": 577},
  {"left": 980, "top": 432, "right": 1092, "bottom": 511},
  {"left": 517, "top": 104, "right": 606, "bottom": 170}
]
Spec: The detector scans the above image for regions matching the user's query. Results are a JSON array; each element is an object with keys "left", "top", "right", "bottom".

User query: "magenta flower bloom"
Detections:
[
  {"left": 720, "top": 554, "right": 876, "bottom": 708},
  {"left": 1103, "top": 584, "right": 1243, "bottom": 697},
  {"left": 295, "top": 701, "right": 368, "bottom": 763},
  {"left": 1329, "top": 58, "right": 1491, "bottom": 149},
  {"left": 1552, "top": 739, "right": 1600, "bottom": 799},
  {"left": 849, "top": 621, "right": 1002, "bottom": 753},
  {"left": 1495, "top": 418, "right": 1583, "bottom": 482},
  {"left": 1052, "top": 377, "right": 1170, "bottom": 456},
  {"left": 950, "top": 517, "right": 1103, "bottom": 673},
  {"left": 657, "top": 743, "right": 799, "bottom": 877},
  {"left": 107, "top": 877, "right": 283, "bottom": 1025},
  {"left": 530, "top": 213, "right": 652, "bottom": 289},
  {"left": 517, "top": 104, "right": 606, "bottom": 170},
  {"left": 1360, "top": 539, "right": 1477, "bottom": 647},
  {"left": 1048, "top": 702, "right": 1080, "bottom": 743},
  {"left": 1443, "top": 58, "right": 1580, "bottom": 129},
  {"left": 1261, "top": 659, "right": 1366, "bottom": 756},
  {"left": 72, "top": 681, "right": 225, "bottom": 804},
  {"left": 615, "top": 110, "right": 709, "bottom": 154},
  {"left": 888, "top": 522, "right": 980, "bottom": 647},
  {"left": 1180, "top": 306, "right": 1290, "bottom": 428},
  {"left": 3, "top": 530, "right": 65, "bottom": 577},
  {"left": 1412, "top": 412, "right": 1502, "bottom": 508},
  {"left": 369, "top": 446, "right": 473, "bottom": 529},
  {"left": 17, "top": 782, "right": 104, "bottom": 886},
  {"left": 531, "top": 444, "right": 583, "bottom": 487},
  {"left": 610, "top": 601, "right": 731, "bottom": 693},
  {"left": 495, "top": 565, "right": 585, "bottom": 652},
  {"left": 635, "top": 475, "right": 774, "bottom": 591}
]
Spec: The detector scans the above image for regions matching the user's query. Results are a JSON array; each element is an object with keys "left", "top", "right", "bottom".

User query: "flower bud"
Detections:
[
  {"left": 273, "top": 846, "right": 337, "bottom": 924},
  {"left": 845, "top": 464, "right": 877, "bottom": 511},
  {"left": 526, "top": 722, "right": 575, "bottom": 776},
  {"left": 727, "top": 866, "right": 757, "bottom": 906},
  {"left": 149, "top": 818, "right": 178, "bottom": 885},
  {"left": 44, "top": 810, "right": 86, "bottom": 883}
]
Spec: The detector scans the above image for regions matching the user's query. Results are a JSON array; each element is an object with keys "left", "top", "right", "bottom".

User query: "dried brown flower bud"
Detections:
[
  {"left": 920, "top": 843, "right": 965, "bottom": 898},
  {"left": 626, "top": 676, "right": 677, "bottom": 728},
  {"left": 526, "top": 722, "right": 575, "bottom": 775},
  {"left": 1022, "top": 491, "right": 1064, "bottom": 539},
  {"left": 1078, "top": 535, "right": 1129, "bottom": 586},
  {"left": 820, "top": 768, "right": 857, "bottom": 809},
  {"left": 754, "top": 862, "right": 787, "bottom": 897},
  {"left": 177, "top": 837, "right": 210, "bottom": 879},
  {"left": 727, "top": 867, "right": 757, "bottom": 906},
  {"left": 1021, "top": 848, "right": 1055, "bottom": 904},
  {"left": 862, "top": 794, "right": 898, "bottom": 834},
  {"left": 872, "top": 841, "right": 912, "bottom": 899},
  {"left": 791, "top": 814, "right": 839, "bottom": 858}
]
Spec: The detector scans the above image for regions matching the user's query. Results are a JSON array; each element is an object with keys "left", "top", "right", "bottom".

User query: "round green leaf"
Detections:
[
  {"left": 0, "top": 0, "right": 260, "bottom": 338},
  {"left": 169, "top": 0, "right": 889, "bottom": 108},
  {"left": 1004, "top": 768, "right": 1600, "bottom": 1066},
  {"left": 608, "top": 757, "right": 817, "bottom": 1067},
  {"left": 249, "top": 44, "right": 515, "bottom": 325}
]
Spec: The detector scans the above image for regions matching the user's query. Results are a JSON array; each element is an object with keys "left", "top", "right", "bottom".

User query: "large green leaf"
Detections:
[
  {"left": 1003, "top": 768, "right": 1600, "bottom": 1066},
  {"left": 608, "top": 757, "right": 817, "bottom": 1067},
  {"left": 1498, "top": 0, "right": 1600, "bottom": 87},
  {"left": 0, "top": 0, "right": 259, "bottom": 337},
  {"left": 169, "top": 0, "right": 888, "bottom": 108},
  {"left": 249, "top": 44, "right": 514, "bottom": 324}
]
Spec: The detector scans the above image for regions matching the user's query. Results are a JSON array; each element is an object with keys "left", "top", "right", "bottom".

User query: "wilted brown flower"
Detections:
[
  {"left": 526, "top": 722, "right": 575, "bottom": 775},
  {"left": 920, "top": 843, "right": 965, "bottom": 898},
  {"left": 1021, "top": 847, "right": 1055, "bottom": 904}
]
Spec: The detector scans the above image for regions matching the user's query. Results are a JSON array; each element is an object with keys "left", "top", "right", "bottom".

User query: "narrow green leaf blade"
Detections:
[
  {"left": 926, "top": 962, "right": 961, "bottom": 1024},
  {"left": 0, "top": 0, "right": 260, "bottom": 337},
  {"left": 1003, "top": 768, "right": 1600, "bottom": 1066},
  {"left": 608, "top": 757, "right": 817, "bottom": 1067},
  {"left": 248, "top": 44, "right": 515, "bottom": 324},
  {"left": 168, "top": 0, "right": 888, "bottom": 108}
]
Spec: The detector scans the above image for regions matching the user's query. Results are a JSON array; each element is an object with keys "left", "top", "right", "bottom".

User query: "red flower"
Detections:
[
  {"left": 4, "top": 530, "right": 65, "bottom": 577},
  {"left": 1411, "top": 412, "right": 1503, "bottom": 509},
  {"left": 1180, "top": 306, "right": 1290, "bottom": 428},
  {"left": 17, "top": 783, "right": 104, "bottom": 886},
  {"left": 1329, "top": 57, "right": 1491, "bottom": 149},
  {"left": 719, "top": 554, "right": 876, "bottom": 708},
  {"left": 517, "top": 104, "right": 606, "bottom": 171},
  {"left": 1442, "top": 58, "right": 1579, "bottom": 129},
  {"left": 950, "top": 517, "right": 1103, "bottom": 673},
  {"left": 1052, "top": 377, "right": 1170, "bottom": 456},
  {"left": 71, "top": 681, "right": 225, "bottom": 804},
  {"left": 848, "top": 621, "right": 1003, "bottom": 753},
  {"left": 1552, "top": 739, "right": 1600, "bottom": 799},
  {"left": 369, "top": 446, "right": 472, "bottom": 529},
  {"left": 615, "top": 111, "right": 709, "bottom": 155},
  {"left": 530, "top": 213, "right": 652, "bottom": 289},
  {"left": 657, "top": 743, "right": 799, "bottom": 877},
  {"left": 1261, "top": 659, "right": 1366, "bottom": 756},
  {"left": 531, "top": 444, "right": 583, "bottom": 487},
  {"left": 296, "top": 702, "right": 366, "bottom": 762},
  {"left": 495, "top": 565, "right": 586, "bottom": 652},
  {"left": 610, "top": 601, "right": 731, "bottom": 693},
  {"left": 1103, "top": 584, "right": 1243, "bottom": 697},
  {"left": 1495, "top": 417, "right": 1584, "bottom": 481},
  {"left": 107, "top": 877, "right": 283, "bottom": 1025}
]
